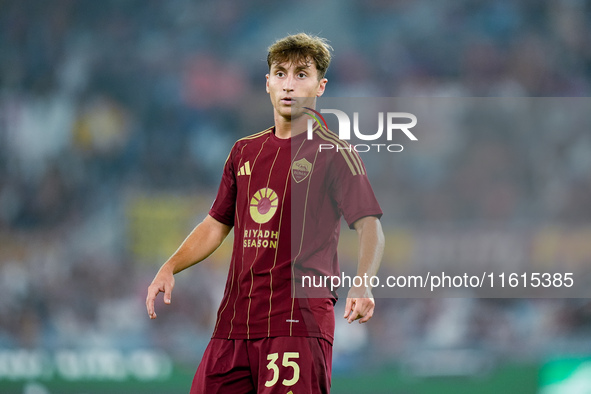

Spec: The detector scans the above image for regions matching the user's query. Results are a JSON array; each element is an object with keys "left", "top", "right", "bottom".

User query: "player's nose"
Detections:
[{"left": 282, "top": 74, "right": 295, "bottom": 91}]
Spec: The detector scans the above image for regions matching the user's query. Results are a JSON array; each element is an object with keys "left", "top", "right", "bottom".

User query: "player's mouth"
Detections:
[{"left": 281, "top": 97, "right": 295, "bottom": 105}]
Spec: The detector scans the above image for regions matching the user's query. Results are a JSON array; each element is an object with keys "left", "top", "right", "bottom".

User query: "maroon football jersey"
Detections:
[{"left": 209, "top": 124, "right": 382, "bottom": 344}]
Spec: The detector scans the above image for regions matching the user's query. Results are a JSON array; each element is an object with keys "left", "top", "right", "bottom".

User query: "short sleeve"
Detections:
[
  {"left": 209, "top": 146, "right": 237, "bottom": 226},
  {"left": 329, "top": 150, "right": 383, "bottom": 229}
]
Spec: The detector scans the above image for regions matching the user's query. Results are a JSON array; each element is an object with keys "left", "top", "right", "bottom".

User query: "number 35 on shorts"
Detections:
[{"left": 265, "top": 352, "right": 300, "bottom": 387}]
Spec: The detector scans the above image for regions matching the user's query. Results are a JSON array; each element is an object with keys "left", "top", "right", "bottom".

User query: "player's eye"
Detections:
[
  {"left": 276, "top": 71, "right": 285, "bottom": 77},
  {"left": 298, "top": 72, "right": 307, "bottom": 78}
]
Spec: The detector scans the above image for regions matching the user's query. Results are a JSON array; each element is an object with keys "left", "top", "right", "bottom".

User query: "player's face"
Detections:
[{"left": 266, "top": 59, "right": 327, "bottom": 121}]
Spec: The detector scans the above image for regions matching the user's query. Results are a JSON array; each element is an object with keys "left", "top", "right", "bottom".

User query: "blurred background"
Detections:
[{"left": 1, "top": 0, "right": 591, "bottom": 393}]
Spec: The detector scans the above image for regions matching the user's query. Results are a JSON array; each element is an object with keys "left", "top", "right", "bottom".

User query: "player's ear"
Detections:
[
  {"left": 316, "top": 78, "right": 327, "bottom": 97},
  {"left": 265, "top": 74, "right": 270, "bottom": 93}
]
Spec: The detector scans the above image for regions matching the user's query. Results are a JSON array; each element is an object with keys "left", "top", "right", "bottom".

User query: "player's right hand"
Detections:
[{"left": 146, "top": 267, "right": 175, "bottom": 319}]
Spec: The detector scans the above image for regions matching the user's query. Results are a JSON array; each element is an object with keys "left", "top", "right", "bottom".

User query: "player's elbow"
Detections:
[{"left": 354, "top": 216, "right": 383, "bottom": 236}]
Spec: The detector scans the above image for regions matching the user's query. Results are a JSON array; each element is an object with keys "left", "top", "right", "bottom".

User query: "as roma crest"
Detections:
[{"left": 291, "top": 158, "right": 312, "bottom": 183}]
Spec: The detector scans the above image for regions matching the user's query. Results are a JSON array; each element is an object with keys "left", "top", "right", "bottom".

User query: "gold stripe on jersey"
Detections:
[
  {"left": 315, "top": 127, "right": 365, "bottom": 175},
  {"left": 216, "top": 150, "right": 247, "bottom": 337},
  {"left": 319, "top": 126, "right": 365, "bottom": 175},
  {"left": 223, "top": 127, "right": 273, "bottom": 169},
  {"left": 350, "top": 148, "right": 365, "bottom": 175},
  {"left": 212, "top": 253, "right": 236, "bottom": 337},
  {"left": 212, "top": 139, "right": 246, "bottom": 340},
  {"left": 314, "top": 131, "right": 359, "bottom": 176},
  {"left": 236, "top": 126, "right": 274, "bottom": 142},
  {"left": 212, "top": 148, "right": 257, "bottom": 338},
  {"left": 289, "top": 144, "right": 320, "bottom": 336},
  {"left": 228, "top": 134, "right": 271, "bottom": 338},
  {"left": 234, "top": 144, "right": 249, "bottom": 230},
  {"left": 267, "top": 138, "right": 307, "bottom": 337},
  {"left": 246, "top": 146, "right": 281, "bottom": 339}
]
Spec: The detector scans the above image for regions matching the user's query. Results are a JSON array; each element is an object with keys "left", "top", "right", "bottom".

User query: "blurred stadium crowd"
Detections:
[{"left": 1, "top": 0, "right": 591, "bottom": 377}]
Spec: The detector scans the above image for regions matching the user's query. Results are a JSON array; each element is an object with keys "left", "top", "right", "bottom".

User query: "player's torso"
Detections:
[
  {"left": 232, "top": 130, "right": 341, "bottom": 272},
  {"left": 213, "top": 129, "right": 338, "bottom": 342},
  {"left": 233, "top": 132, "right": 292, "bottom": 271}
]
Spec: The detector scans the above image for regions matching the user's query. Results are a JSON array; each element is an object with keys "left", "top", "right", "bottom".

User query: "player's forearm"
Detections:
[
  {"left": 163, "top": 214, "right": 232, "bottom": 275},
  {"left": 354, "top": 216, "right": 385, "bottom": 281}
]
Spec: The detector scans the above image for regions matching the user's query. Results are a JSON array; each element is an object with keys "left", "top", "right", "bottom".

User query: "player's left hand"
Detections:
[{"left": 343, "top": 287, "right": 375, "bottom": 324}]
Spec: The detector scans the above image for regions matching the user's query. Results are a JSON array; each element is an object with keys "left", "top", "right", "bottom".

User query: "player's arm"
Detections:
[
  {"left": 146, "top": 214, "right": 232, "bottom": 319},
  {"left": 344, "top": 215, "right": 384, "bottom": 324}
]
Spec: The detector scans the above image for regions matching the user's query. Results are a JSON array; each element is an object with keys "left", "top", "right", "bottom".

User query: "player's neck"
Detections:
[{"left": 274, "top": 113, "right": 308, "bottom": 139}]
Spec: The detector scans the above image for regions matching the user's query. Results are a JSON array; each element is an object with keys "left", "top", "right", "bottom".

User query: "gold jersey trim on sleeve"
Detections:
[
  {"left": 314, "top": 128, "right": 365, "bottom": 176},
  {"left": 237, "top": 126, "right": 274, "bottom": 142}
]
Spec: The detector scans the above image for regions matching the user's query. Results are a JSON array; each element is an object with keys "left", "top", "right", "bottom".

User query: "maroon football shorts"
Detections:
[{"left": 190, "top": 336, "right": 332, "bottom": 394}]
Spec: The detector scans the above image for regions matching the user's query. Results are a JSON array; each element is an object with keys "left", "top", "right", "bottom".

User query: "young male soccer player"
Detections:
[{"left": 146, "top": 33, "right": 384, "bottom": 393}]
